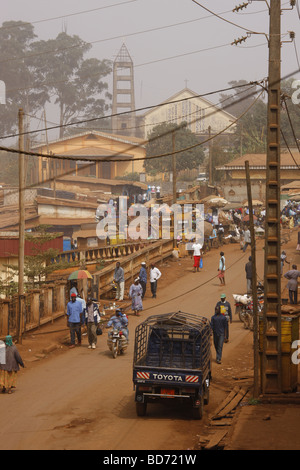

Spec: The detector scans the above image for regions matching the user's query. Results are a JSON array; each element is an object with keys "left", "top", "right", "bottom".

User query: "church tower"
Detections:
[{"left": 112, "top": 43, "right": 137, "bottom": 137}]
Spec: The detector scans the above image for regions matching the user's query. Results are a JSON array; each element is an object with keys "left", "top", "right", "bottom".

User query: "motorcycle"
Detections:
[
  {"left": 233, "top": 294, "right": 252, "bottom": 323},
  {"left": 242, "top": 298, "right": 264, "bottom": 331},
  {"left": 107, "top": 327, "right": 128, "bottom": 358},
  {"left": 233, "top": 291, "right": 264, "bottom": 331}
]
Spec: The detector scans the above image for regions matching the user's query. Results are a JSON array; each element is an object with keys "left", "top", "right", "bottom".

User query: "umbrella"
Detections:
[
  {"left": 68, "top": 270, "right": 93, "bottom": 280},
  {"left": 200, "top": 196, "right": 228, "bottom": 208},
  {"left": 243, "top": 199, "right": 263, "bottom": 207}
]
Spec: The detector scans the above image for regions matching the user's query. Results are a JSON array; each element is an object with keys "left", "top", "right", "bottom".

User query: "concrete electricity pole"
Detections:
[{"left": 262, "top": 0, "right": 282, "bottom": 394}]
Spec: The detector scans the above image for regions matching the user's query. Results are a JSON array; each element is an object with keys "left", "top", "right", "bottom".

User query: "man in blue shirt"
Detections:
[
  {"left": 107, "top": 310, "right": 129, "bottom": 339},
  {"left": 67, "top": 293, "right": 84, "bottom": 348},
  {"left": 211, "top": 305, "right": 227, "bottom": 364},
  {"left": 139, "top": 262, "right": 147, "bottom": 299}
]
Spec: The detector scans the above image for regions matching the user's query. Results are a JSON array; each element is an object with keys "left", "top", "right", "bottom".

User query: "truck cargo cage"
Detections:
[{"left": 133, "top": 311, "right": 211, "bottom": 371}]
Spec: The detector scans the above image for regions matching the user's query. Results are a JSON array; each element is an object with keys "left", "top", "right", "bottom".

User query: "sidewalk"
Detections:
[{"left": 226, "top": 400, "right": 300, "bottom": 450}]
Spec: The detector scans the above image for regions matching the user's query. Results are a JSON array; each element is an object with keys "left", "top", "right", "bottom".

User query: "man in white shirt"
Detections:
[
  {"left": 192, "top": 240, "right": 203, "bottom": 273},
  {"left": 150, "top": 264, "right": 162, "bottom": 298}
]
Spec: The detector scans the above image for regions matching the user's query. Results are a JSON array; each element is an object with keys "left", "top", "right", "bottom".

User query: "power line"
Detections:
[
  {"left": 0, "top": 88, "right": 264, "bottom": 164},
  {"left": 1, "top": 80, "right": 270, "bottom": 198},
  {"left": 0, "top": 11, "right": 234, "bottom": 66},
  {"left": 0, "top": 0, "right": 139, "bottom": 30},
  {"left": 293, "top": 40, "right": 300, "bottom": 73},
  {"left": 25, "top": 83, "right": 258, "bottom": 137},
  {"left": 191, "top": 0, "right": 267, "bottom": 36},
  {"left": 4, "top": 41, "right": 235, "bottom": 96},
  {"left": 282, "top": 94, "right": 300, "bottom": 157},
  {"left": 0, "top": 81, "right": 259, "bottom": 141}
]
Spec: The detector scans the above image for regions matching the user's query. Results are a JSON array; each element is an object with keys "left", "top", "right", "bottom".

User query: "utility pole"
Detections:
[
  {"left": 208, "top": 126, "right": 212, "bottom": 185},
  {"left": 262, "top": 0, "right": 282, "bottom": 394},
  {"left": 245, "top": 161, "right": 259, "bottom": 398},
  {"left": 172, "top": 131, "right": 177, "bottom": 206},
  {"left": 18, "top": 108, "right": 25, "bottom": 344},
  {"left": 172, "top": 131, "right": 177, "bottom": 248}
]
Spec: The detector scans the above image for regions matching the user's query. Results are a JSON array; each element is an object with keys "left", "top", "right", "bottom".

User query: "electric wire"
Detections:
[
  {"left": 191, "top": 0, "right": 267, "bottom": 36},
  {"left": 4, "top": 41, "right": 234, "bottom": 96},
  {"left": 0, "top": 81, "right": 259, "bottom": 141},
  {"left": 0, "top": 11, "right": 234, "bottom": 66},
  {"left": 0, "top": 0, "right": 138, "bottom": 30},
  {"left": 0, "top": 88, "right": 264, "bottom": 164},
  {"left": 24, "top": 82, "right": 258, "bottom": 137}
]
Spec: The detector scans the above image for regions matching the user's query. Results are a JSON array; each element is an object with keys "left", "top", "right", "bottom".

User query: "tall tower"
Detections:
[{"left": 112, "top": 43, "right": 136, "bottom": 137}]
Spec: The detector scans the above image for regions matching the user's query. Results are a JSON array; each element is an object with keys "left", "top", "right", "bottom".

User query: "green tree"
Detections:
[
  {"left": 220, "top": 79, "right": 259, "bottom": 117},
  {"left": 4, "top": 226, "right": 76, "bottom": 290},
  {"left": 234, "top": 98, "right": 267, "bottom": 154},
  {"left": 29, "top": 32, "right": 112, "bottom": 138},
  {"left": 0, "top": 21, "right": 49, "bottom": 136},
  {"left": 281, "top": 78, "right": 300, "bottom": 147},
  {"left": 144, "top": 123, "right": 204, "bottom": 174}
]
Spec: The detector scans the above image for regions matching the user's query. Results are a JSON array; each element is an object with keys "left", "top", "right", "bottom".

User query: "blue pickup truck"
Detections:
[{"left": 133, "top": 311, "right": 212, "bottom": 419}]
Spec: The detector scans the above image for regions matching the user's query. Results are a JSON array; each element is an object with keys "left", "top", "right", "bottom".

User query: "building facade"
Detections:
[
  {"left": 142, "top": 88, "right": 236, "bottom": 139},
  {"left": 31, "top": 130, "right": 146, "bottom": 185}
]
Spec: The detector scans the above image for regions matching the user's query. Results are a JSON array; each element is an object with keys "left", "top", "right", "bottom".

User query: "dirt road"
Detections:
[{"left": 0, "top": 239, "right": 267, "bottom": 450}]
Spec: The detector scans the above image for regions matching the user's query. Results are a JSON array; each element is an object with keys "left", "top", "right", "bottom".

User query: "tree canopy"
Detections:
[
  {"left": 144, "top": 122, "right": 204, "bottom": 174},
  {"left": 0, "top": 22, "right": 112, "bottom": 139}
]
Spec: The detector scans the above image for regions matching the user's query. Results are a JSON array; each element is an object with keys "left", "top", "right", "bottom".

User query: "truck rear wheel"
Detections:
[
  {"left": 203, "top": 383, "right": 210, "bottom": 405},
  {"left": 136, "top": 402, "right": 147, "bottom": 417},
  {"left": 192, "top": 396, "right": 204, "bottom": 420}
]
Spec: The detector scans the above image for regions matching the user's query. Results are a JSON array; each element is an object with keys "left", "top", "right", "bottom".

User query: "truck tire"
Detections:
[
  {"left": 136, "top": 402, "right": 147, "bottom": 417},
  {"left": 203, "top": 383, "right": 210, "bottom": 405},
  {"left": 192, "top": 396, "right": 204, "bottom": 420}
]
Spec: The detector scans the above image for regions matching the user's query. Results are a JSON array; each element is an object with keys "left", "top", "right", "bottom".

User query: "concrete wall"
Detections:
[{"left": 221, "top": 180, "right": 265, "bottom": 203}]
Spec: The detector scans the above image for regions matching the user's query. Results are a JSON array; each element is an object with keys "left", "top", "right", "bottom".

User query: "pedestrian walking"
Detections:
[
  {"left": 216, "top": 294, "right": 232, "bottom": 343},
  {"left": 280, "top": 251, "right": 290, "bottom": 276},
  {"left": 217, "top": 224, "right": 224, "bottom": 246},
  {"left": 129, "top": 278, "right": 143, "bottom": 316},
  {"left": 0, "top": 335, "right": 25, "bottom": 394},
  {"left": 139, "top": 262, "right": 147, "bottom": 298},
  {"left": 113, "top": 262, "right": 125, "bottom": 301},
  {"left": 284, "top": 265, "right": 300, "bottom": 305},
  {"left": 69, "top": 282, "right": 78, "bottom": 300},
  {"left": 150, "top": 263, "right": 162, "bottom": 298},
  {"left": 192, "top": 239, "right": 203, "bottom": 272},
  {"left": 66, "top": 292, "right": 84, "bottom": 348},
  {"left": 242, "top": 228, "right": 251, "bottom": 252},
  {"left": 218, "top": 252, "right": 226, "bottom": 285},
  {"left": 245, "top": 256, "right": 253, "bottom": 294},
  {"left": 84, "top": 297, "right": 101, "bottom": 349},
  {"left": 211, "top": 305, "right": 227, "bottom": 364}
]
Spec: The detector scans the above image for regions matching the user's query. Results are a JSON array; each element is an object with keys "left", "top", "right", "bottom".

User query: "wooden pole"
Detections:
[
  {"left": 245, "top": 160, "right": 259, "bottom": 398},
  {"left": 262, "top": 0, "right": 282, "bottom": 394},
  {"left": 208, "top": 126, "right": 212, "bottom": 185},
  {"left": 18, "top": 108, "right": 25, "bottom": 344},
  {"left": 172, "top": 131, "right": 176, "bottom": 205},
  {"left": 172, "top": 132, "right": 177, "bottom": 248}
]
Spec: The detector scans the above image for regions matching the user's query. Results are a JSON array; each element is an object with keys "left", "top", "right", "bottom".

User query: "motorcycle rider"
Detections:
[
  {"left": 107, "top": 309, "right": 129, "bottom": 340},
  {"left": 215, "top": 294, "right": 232, "bottom": 343}
]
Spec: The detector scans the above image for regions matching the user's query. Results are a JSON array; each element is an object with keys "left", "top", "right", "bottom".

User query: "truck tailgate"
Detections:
[{"left": 133, "top": 366, "right": 204, "bottom": 387}]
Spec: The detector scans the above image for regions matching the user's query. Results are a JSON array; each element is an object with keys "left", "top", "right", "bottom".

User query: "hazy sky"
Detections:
[{"left": 2, "top": 0, "right": 300, "bottom": 138}]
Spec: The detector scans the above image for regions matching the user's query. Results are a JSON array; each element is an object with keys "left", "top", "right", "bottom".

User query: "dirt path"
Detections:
[{"left": 0, "top": 232, "right": 297, "bottom": 450}]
